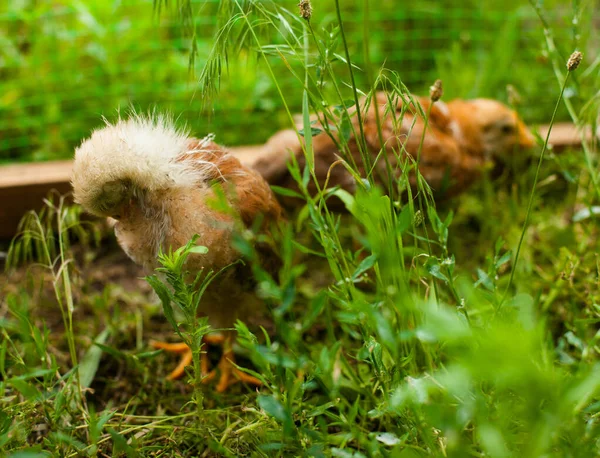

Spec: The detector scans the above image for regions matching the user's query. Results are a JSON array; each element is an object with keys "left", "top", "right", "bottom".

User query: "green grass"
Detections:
[{"left": 2, "top": 0, "right": 600, "bottom": 456}]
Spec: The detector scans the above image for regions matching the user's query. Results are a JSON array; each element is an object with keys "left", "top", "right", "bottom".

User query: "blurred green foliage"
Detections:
[{"left": 0, "top": 0, "right": 593, "bottom": 163}]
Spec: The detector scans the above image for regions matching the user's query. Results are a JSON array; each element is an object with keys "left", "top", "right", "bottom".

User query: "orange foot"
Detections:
[
  {"left": 205, "top": 346, "right": 263, "bottom": 393},
  {"left": 150, "top": 334, "right": 262, "bottom": 393}
]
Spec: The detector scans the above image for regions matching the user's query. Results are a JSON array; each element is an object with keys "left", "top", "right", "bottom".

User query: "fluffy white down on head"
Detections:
[{"left": 72, "top": 114, "right": 208, "bottom": 210}]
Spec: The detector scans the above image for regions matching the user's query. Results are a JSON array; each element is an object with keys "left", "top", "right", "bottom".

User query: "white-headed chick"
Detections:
[{"left": 72, "top": 113, "right": 283, "bottom": 392}]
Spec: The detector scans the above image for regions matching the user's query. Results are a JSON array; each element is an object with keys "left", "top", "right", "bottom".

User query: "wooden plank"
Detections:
[
  {"left": 535, "top": 122, "right": 592, "bottom": 150},
  {"left": 0, "top": 160, "right": 74, "bottom": 188},
  {"left": 0, "top": 161, "right": 73, "bottom": 238},
  {"left": 0, "top": 123, "right": 594, "bottom": 239},
  {"left": 0, "top": 181, "right": 72, "bottom": 239}
]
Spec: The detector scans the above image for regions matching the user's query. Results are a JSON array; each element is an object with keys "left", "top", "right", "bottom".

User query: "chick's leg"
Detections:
[
  {"left": 198, "top": 333, "right": 226, "bottom": 383},
  {"left": 150, "top": 341, "right": 193, "bottom": 380},
  {"left": 213, "top": 335, "right": 262, "bottom": 393},
  {"left": 151, "top": 337, "right": 222, "bottom": 380},
  {"left": 150, "top": 334, "right": 261, "bottom": 391}
]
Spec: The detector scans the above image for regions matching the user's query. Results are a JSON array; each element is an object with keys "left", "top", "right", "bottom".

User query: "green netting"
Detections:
[{"left": 0, "top": 0, "right": 595, "bottom": 163}]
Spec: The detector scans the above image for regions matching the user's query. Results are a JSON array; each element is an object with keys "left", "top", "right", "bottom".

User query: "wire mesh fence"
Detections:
[{"left": 0, "top": 0, "right": 595, "bottom": 163}]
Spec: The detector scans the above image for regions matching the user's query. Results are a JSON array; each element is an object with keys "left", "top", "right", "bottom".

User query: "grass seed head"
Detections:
[
  {"left": 567, "top": 51, "right": 583, "bottom": 71},
  {"left": 298, "top": 0, "right": 312, "bottom": 21},
  {"left": 429, "top": 79, "right": 443, "bottom": 102}
]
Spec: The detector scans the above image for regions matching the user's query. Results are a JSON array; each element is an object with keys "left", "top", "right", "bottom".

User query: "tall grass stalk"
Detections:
[
  {"left": 360, "top": 0, "right": 395, "bottom": 200},
  {"left": 333, "top": 0, "right": 372, "bottom": 177},
  {"left": 502, "top": 55, "right": 576, "bottom": 305},
  {"left": 529, "top": 0, "right": 600, "bottom": 199},
  {"left": 7, "top": 196, "right": 86, "bottom": 406},
  {"left": 224, "top": 2, "right": 364, "bottom": 293}
]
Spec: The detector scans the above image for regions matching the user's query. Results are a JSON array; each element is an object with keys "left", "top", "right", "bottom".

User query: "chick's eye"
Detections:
[{"left": 501, "top": 124, "right": 515, "bottom": 134}]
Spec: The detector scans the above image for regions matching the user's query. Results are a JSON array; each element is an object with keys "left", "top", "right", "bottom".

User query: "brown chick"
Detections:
[
  {"left": 257, "top": 92, "right": 536, "bottom": 207},
  {"left": 71, "top": 114, "right": 283, "bottom": 392}
]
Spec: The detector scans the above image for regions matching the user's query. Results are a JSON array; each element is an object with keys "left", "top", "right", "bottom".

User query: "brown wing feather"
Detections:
[
  {"left": 181, "top": 139, "right": 283, "bottom": 277},
  {"left": 182, "top": 139, "right": 282, "bottom": 226}
]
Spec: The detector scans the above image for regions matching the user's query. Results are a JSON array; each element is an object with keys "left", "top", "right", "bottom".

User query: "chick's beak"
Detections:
[{"left": 517, "top": 120, "right": 536, "bottom": 149}]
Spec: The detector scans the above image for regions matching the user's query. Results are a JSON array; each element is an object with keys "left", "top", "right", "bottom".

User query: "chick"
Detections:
[
  {"left": 72, "top": 114, "right": 283, "bottom": 392},
  {"left": 257, "top": 92, "right": 535, "bottom": 206}
]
